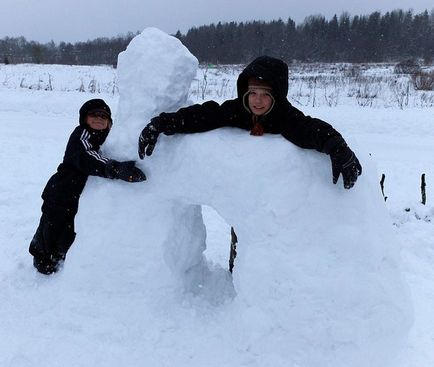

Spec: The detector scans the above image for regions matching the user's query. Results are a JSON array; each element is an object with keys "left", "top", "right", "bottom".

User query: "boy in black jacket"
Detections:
[
  {"left": 138, "top": 56, "right": 361, "bottom": 189},
  {"left": 29, "top": 99, "right": 146, "bottom": 275}
]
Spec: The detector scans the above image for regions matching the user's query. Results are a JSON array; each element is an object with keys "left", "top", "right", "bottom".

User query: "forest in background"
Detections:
[{"left": 1, "top": 9, "right": 433, "bottom": 66}]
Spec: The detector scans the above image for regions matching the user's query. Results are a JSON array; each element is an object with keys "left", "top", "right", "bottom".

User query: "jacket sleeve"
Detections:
[
  {"left": 279, "top": 103, "right": 345, "bottom": 154},
  {"left": 159, "top": 99, "right": 246, "bottom": 134},
  {"left": 63, "top": 128, "right": 110, "bottom": 178}
]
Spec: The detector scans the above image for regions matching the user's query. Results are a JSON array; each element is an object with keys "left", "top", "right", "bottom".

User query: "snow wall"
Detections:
[{"left": 71, "top": 28, "right": 413, "bottom": 367}]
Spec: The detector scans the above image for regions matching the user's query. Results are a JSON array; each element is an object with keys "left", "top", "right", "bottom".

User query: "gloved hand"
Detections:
[
  {"left": 106, "top": 160, "right": 146, "bottom": 182},
  {"left": 138, "top": 117, "right": 163, "bottom": 159},
  {"left": 138, "top": 114, "right": 182, "bottom": 159},
  {"left": 329, "top": 144, "right": 362, "bottom": 189}
]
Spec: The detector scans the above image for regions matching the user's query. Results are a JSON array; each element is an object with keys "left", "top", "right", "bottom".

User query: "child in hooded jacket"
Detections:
[
  {"left": 138, "top": 56, "right": 362, "bottom": 189},
  {"left": 29, "top": 98, "right": 146, "bottom": 275}
]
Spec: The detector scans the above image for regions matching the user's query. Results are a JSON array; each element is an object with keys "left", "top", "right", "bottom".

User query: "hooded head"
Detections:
[
  {"left": 79, "top": 99, "right": 112, "bottom": 128},
  {"left": 79, "top": 99, "right": 112, "bottom": 145},
  {"left": 237, "top": 56, "right": 289, "bottom": 107}
]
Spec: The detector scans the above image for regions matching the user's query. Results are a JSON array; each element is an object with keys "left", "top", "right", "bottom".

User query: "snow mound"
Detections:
[
  {"left": 72, "top": 28, "right": 412, "bottom": 366},
  {"left": 109, "top": 27, "right": 198, "bottom": 158}
]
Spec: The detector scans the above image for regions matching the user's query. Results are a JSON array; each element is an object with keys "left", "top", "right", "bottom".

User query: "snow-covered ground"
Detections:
[
  {"left": 2, "top": 59, "right": 434, "bottom": 108},
  {"left": 1, "top": 38, "right": 434, "bottom": 365}
]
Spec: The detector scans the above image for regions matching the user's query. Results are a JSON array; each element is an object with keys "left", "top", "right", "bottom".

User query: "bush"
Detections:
[
  {"left": 344, "top": 65, "right": 362, "bottom": 78},
  {"left": 423, "top": 56, "right": 433, "bottom": 65},
  {"left": 411, "top": 71, "right": 434, "bottom": 91},
  {"left": 394, "top": 59, "right": 422, "bottom": 74}
]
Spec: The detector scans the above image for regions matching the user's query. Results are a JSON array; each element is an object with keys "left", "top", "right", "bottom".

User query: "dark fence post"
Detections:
[
  {"left": 380, "top": 174, "right": 387, "bottom": 201},
  {"left": 421, "top": 173, "right": 426, "bottom": 205},
  {"left": 229, "top": 227, "right": 238, "bottom": 274}
]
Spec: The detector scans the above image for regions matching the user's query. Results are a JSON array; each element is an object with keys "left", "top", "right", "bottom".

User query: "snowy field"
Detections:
[{"left": 1, "top": 56, "right": 434, "bottom": 366}]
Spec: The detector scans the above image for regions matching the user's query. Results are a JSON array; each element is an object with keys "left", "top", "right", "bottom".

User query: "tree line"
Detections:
[
  {"left": 1, "top": 32, "right": 138, "bottom": 66},
  {"left": 2, "top": 9, "right": 434, "bottom": 66},
  {"left": 178, "top": 9, "right": 434, "bottom": 64}
]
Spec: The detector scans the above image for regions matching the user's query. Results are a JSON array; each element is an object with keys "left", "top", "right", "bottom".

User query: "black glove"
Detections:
[
  {"left": 329, "top": 144, "right": 362, "bottom": 189},
  {"left": 138, "top": 117, "right": 164, "bottom": 159},
  {"left": 106, "top": 160, "right": 146, "bottom": 182},
  {"left": 138, "top": 114, "right": 183, "bottom": 159}
]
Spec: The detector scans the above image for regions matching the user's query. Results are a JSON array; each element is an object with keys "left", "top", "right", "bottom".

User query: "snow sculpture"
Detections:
[{"left": 74, "top": 28, "right": 413, "bottom": 367}]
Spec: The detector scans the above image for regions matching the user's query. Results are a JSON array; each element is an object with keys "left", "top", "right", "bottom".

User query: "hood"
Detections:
[
  {"left": 78, "top": 99, "right": 112, "bottom": 146},
  {"left": 237, "top": 56, "right": 289, "bottom": 101},
  {"left": 79, "top": 98, "right": 112, "bottom": 128}
]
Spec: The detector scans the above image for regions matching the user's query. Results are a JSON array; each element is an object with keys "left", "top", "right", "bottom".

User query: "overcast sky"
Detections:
[{"left": 1, "top": 0, "right": 433, "bottom": 43}]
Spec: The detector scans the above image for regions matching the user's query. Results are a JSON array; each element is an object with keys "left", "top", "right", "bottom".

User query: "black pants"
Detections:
[{"left": 29, "top": 212, "right": 76, "bottom": 260}]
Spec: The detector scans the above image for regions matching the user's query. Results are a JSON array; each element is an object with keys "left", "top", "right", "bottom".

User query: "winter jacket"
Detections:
[
  {"left": 41, "top": 125, "right": 111, "bottom": 217},
  {"left": 155, "top": 56, "right": 345, "bottom": 154}
]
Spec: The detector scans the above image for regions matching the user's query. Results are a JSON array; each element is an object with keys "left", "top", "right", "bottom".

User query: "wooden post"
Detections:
[
  {"left": 380, "top": 174, "right": 387, "bottom": 201},
  {"left": 421, "top": 173, "right": 426, "bottom": 205},
  {"left": 229, "top": 227, "right": 238, "bottom": 274}
]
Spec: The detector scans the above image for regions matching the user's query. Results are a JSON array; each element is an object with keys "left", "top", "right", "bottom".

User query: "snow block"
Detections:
[
  {"left": 73, "top": 28, "right": 413, "bottom": 367},
  {"left": 108, "top": 27, "right": 198, "bottom": 158}
]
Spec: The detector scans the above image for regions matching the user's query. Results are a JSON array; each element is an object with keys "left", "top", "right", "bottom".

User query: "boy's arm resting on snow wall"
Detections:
[
  {"left": 279, "top": 103, "right": 362, "bottom": 189},
  {"left": 138, "top": 99, "right": 243, "bottom": 158},
  {"left": 63, "top": 128, "right": 111, "bottom": 178},
  {"left": 65, "top": 128, "right": 146, "bottom": 182},
  {"left": 157, "top": 99, "right": 242, "bottom": 134},
  {"left": 279, "top": 103, "right": 345, "bottom": 153}
]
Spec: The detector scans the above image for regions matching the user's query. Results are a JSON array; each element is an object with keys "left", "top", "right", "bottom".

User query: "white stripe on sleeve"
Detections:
[{"left": 80, "top": 130, "right": 109, "bottom": 163}]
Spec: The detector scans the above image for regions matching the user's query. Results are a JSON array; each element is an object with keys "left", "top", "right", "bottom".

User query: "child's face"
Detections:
[
  {"left": 248, "top": 88, "right": 273, "bottom": 116},
  {"left": 86, "top": 112, "right": 110, "bottom": 130}
]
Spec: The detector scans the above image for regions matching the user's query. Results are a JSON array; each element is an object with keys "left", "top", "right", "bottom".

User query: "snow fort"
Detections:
[{"left": 69, "top": 28, "right": 413, "bottom": 367}]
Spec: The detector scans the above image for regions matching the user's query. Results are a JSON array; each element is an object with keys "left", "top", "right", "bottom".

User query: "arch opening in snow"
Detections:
[
  {"left": 201, "top": 204, "right": 233, "bottom": 271},
  {"left": 160, "top": 202, "right": 236, "bottom": 305}
]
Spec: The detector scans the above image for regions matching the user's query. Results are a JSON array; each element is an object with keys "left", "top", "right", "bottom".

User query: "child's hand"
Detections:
[
  {"left": 329, "top": 144, "right": 362, "bottom": 189},
  {"left": 138, "top": 117, "right": 162, "bottom": 159},
  {"left": 106, "top": 160, "right": 146, "bottom": 182}
]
